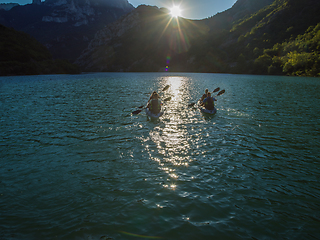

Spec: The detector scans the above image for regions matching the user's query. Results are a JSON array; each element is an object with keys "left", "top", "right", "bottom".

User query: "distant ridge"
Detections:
[
  {"left": 0, "top": 3, "right": 19, "bottom": 11},
  {"left": 1, "top": 0, "right": 320, "bottom": 76},
  {"left": 0, "top": 0, "right": 134, "bottom": 62},
  {"left": 76, "top": 0, "right": 320, "bottom": 76},
  {"left": 0, "top": 24, "right": 79, "bottom": 75}
]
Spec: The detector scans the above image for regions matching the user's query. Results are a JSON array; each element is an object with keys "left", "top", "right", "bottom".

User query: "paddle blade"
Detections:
[
  {"left": 162, "top": 85, "right": 170, "bottom": 92},
  {"left": 212, "top": 87, "right": 220, "bottom": 93},
  {"left": 217, "top": 89, "right": 225, "bottom": 96},
  {"left": 163, "top": 97, "right": 171, "bottom": 102},
  {"left": 132, "top": 109, "right": 143, "bottom": 115}
]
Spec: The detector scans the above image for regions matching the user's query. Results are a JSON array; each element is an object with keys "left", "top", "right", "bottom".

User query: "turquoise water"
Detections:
[{"left": 0, "top": 72, "right": 319, "bottom": 240}]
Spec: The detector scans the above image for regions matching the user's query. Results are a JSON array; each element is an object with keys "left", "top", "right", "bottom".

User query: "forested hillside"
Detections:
[
  {"left": 0, "top": 0, "right": 133, "bottom": 62},
  {"left": 77, "top": 0, "right": 320, "bottom": 76},
  {"left": 254, "top": 23, "right": 320, "bottom": 76},
  {"left": 2, "top": 0, "right": 319, "bottom": 76},
  {"left": 207, "top": 0, "right": 320, "bottom": 76},
  {"left": 0, "top": 24, "right": 79, "bottom": 75},
  {"left": 76, "top": 5, "right": 209, "bottom": 72}
]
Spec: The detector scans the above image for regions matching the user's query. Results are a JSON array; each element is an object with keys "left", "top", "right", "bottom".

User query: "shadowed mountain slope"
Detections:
[
  {"left": 0, "top": 0, "right": 134, "bottom": 62},
  {"left": 0, "top": 24, "right": 79, "bottom": 75},
  {"left": 76, "top": 0, "right": 320, "bottom": 76}
]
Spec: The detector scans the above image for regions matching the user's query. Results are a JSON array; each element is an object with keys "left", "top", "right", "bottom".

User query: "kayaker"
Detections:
[
  {"left": 199, "top": 89, "right": 209, "bottom": 104},
  {"left": 147, "top": 91, "right": 162, "bottom": 114},
  {"left": 202, "top": 92, "right": 217, "bottom": 110}
]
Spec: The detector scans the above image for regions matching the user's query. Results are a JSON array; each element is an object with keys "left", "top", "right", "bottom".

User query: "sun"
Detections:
[{"left": 170, "top": 5, "right": 182, "bottom": 18}]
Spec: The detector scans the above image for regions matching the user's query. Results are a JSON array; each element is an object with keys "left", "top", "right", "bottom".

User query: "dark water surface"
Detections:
[{"left": 0, "top": 73, "right": 319, "bottom": 240}]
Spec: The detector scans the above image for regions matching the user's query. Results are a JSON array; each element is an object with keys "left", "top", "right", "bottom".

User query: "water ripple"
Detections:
[{"left": 0, "top": 73, "right": 319, "bottom": 239}]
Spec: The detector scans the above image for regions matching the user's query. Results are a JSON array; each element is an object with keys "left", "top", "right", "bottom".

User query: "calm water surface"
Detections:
[{"left": 0, "top": 73, "right": 319, "bottom": 240}]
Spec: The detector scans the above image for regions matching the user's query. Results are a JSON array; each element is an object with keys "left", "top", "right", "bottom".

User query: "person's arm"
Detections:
[{"left": 201, "top": 98, "right": 207, "bottom": 106}]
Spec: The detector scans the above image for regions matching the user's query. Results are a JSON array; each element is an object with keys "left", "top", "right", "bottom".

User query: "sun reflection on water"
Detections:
[
  {"left": 144, "top": 76, "right": 195, "bottom": 190},
  {"left": 168, "top": 76, "right": 182, "bottom": 95}
]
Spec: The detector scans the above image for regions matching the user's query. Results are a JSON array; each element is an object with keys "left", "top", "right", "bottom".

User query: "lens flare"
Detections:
[
  {"left": 165, "top": 56, "right": 171, "bottom": 71},
  {"left": 170, "top": 5, "right": 182, "bottom": 18}
]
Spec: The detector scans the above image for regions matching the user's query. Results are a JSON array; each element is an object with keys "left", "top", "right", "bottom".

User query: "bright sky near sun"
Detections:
[
  {"left": 129, "top": 0, "right": 237, "bottom": 19},
  {"left": 0, "top": 0, "right": 238, "bottom": 20}
]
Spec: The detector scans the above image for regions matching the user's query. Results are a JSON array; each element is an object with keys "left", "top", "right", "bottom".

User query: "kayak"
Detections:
[
  {"left": 145, "top": 108, "right": 164, "bottom": 119},
  {"left": 199, "top": 106, "right": 217, "bottom": 115}
]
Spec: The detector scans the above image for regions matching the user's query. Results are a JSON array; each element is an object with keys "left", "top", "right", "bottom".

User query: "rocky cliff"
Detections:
[
  {"left": 0, "top": 24, "right": 79, "bottom": 75},
  {"left": 75, "top": 5, "right": 209, "bottom": 72},
  {"left": 76, "top": 0, "right": 275, "bottom": 72},
  {"left": 75, "top": 7, "right": 141, "bottom": 71},
  {"left": 0, "top": 0, "right": 134, "bottom": 61},
  {"left": 76, "top": 0, "right": 320, "bottom": 76},
  {"left": 0, "top": 3, "right": 19, "bottom": 11},
  {"left": 41, "top": 0, "right": 133, "bottom": 26}
]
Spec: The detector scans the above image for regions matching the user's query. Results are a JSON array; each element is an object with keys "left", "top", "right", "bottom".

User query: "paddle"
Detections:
[
  {"left": 163, "top": 96, "right": 172, "bottom": 102},
  {"left": 188, "top": 102, "right": 196, "bottom": 107},
  {"left": 212, "top": 87, "right": 220, "bottom": 93},
  {"left": 188, "top": 89, "right": 225, "bottom": 107},
  {"left": 215, "top": 89, "right": 225, "bottom": 97},
  {"left": 137, "top": 85, "right": 170, "bottom": 109},
  {"left": 132, "top": 109, "right": 144, "bottom": 115}
]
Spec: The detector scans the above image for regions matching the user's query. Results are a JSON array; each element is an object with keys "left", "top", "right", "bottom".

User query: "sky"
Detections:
[
  {"left": 0, "top": 0, "right": 238, "bottom": 20},
  {"left": 128, "top": 0, "right": 238, "bottom": 19}
]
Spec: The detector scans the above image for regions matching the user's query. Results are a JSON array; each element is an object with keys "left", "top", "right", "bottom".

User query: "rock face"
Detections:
[
  {"left": 75, "top": 5, "right": 209, "bottom": 72},
  {"left": 76, "top": 8, "right": 141, "bottom": 71},
  {"left": 0, "top": 3, "right": 19, "bottom": 10},
  {"left": 0, "top": 0, "right": 134, "bottom": 61},
  {"left": 75, "top": 0, "right": 320, "bottom": 76},
  {"left": 41, "top": 0, "right": 133, "bottom": 26},
  {"left": 76, "top": 1, "right": 276, "bottom": 72},
  {"left": 230, "top": 0, "right": 274, "bottom": 18},
  {"left": 45, "top": 0, "right": 132, "bottom": 8},
  {"left": 32, "top": 0, "right": 42, "bottom": 5},
  {"left": 203, "top": 0, "right": 274, "bottom": 33},
  {"left": 76, "top": 0, "right": 273, "bottom": 71},
  {"left": 0, "top": 24, "right": 80, "bottom": 76}
]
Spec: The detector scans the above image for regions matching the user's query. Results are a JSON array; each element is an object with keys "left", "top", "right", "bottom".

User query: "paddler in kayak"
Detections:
[
  {"left": 147, "top": 91, "right": 162, "bottom": 114},
  {"left": 199, "top": 88, "right": 209, "bottom": 104},
  {"left": 202, "top": 92, "right": 217, "bottom": 110}
]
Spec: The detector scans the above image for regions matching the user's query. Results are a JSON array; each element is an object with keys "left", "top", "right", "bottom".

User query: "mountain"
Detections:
[
  {"left": 0, "top": 3, "right": 19, "bottom": 11},
  {"left": 220, "top": 0, "right": 320, "bottom": 75},
  {"left": 76, "top": 5, "right": 210, "bottom": 72},
  {"left": 203, "top": 0, "right": 274, "bottom": 34},
  {"left": 75, "top": 0, "right": 273, "bottom": 72},
  {"left": 0, "top": 24, "right": 79, "bottom": 75},
  {"left": 0, "top": 0, "right": 134, "bottom": 62},
  {"left": 76, "top": 0, "right": 320, "bottom": 76}
]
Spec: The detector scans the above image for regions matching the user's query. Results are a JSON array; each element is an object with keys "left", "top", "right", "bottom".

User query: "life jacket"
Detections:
[
  {"left": 204, "top": 97, "right": 215, "bottom": 110},
  {"left": 149, "top": 99, "right": 161, "bottom": 114}
]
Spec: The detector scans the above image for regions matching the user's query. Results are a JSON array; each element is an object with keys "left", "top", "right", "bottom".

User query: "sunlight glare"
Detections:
[
  {"left": 168, "top": 76, "right": 182, "bottom": 97},
  {"left": 170, "top": 5, "right": 182, "bottom": 18}
]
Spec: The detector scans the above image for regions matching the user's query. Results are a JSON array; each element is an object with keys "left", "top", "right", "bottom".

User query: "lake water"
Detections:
[{"left": 0, "top": 72, "right": 319, "bottom": 240}]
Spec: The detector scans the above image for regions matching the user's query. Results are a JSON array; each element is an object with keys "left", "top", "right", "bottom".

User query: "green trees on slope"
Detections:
[
  {"left": 204, "top": 0, "right": 320, "bottom": 76},
  {"left": 254, "top": 24, "right": 320, "bottom": 76}
]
